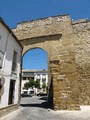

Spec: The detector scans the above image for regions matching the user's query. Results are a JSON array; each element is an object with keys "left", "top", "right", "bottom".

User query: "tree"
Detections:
[
  {"left": 42, "top": 82, "right": 46, "bottom": 89},
  {"left": 35, "top": 80, "right": 40, "bottom": 88},
  {"left": 24, "top": 82, "right": 30, "bottom": 90},
  {"left": 42, "top": 82, "right": 46, "bottom": 92},
  {"left": 23, "top": 79, "right": 40, "bottom": 90},
  {"left": 29, "top": 79, "right": 35, "bottom": 88}
]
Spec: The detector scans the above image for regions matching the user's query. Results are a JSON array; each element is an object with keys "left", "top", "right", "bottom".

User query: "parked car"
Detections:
[
  {"left": 21, "top": 93, "right": 31, "bottom": 97},
  {"left": 37, "top": 92, "right": 47, "bottom": 96}
]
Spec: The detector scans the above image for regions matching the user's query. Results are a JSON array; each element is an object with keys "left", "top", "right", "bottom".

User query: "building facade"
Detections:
[
  {"left": 0, "top": 18, "right": 23, "bottom": 117},
  {"left": 21, "top": 69, "right": 48, "bottom": 94}
]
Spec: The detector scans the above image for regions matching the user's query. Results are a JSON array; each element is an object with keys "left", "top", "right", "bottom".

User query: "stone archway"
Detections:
[{"left": 13, "top": 15, "right": 80, "bottom": 110}]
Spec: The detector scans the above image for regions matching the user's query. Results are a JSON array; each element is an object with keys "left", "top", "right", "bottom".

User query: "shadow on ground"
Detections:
[
  {"left": 21, "top": 101, "right": 48, "bottom": 109},
  {"left": 39, "top": 96, "right": 48, "bottom": 100},
  {"left": 20, "top": 96, "right": 53, "bottom": 109}
]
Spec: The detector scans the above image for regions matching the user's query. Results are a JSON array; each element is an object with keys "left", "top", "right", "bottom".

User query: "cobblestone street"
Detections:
[{"left": 0, "top": 96, "right": 90, "bottom": 120}]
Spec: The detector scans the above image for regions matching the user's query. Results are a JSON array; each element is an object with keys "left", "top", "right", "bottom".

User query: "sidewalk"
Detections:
[{"left": 0, "top": 96, "right": 90, "bottom": 120}]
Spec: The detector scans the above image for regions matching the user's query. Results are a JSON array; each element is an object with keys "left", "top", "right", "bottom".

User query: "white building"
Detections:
[
  {"left": 21, "top": 69, "right": 48, "bottom": 94},
  {"left": 0, "top": 18, "right": 23, "bottom": 116},
  {"left": 34, "top": 71, "right": 48, "bottom": 88}
]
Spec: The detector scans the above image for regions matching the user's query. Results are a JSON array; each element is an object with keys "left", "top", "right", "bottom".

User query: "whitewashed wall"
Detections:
[{"left": 0, "top": 22, "right": 22, "bottom": 108}]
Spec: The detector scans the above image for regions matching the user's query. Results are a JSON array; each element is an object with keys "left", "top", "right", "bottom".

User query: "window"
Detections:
[
  {"left": 12, "top": 51, "right": 17, "bottom": 73},
  {"left": 0, "top": 50, "right": 4, "bottom": 69}
]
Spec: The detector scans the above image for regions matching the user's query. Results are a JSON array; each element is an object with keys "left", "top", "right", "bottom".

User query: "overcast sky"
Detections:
[{"left": 0, "top": 0, "right": 90, "bottom": 70}]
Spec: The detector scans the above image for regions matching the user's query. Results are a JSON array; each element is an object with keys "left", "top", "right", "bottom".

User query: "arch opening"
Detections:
[
  {"left": 21, "top": 48, "right": 49, "bottom": 99},
  {"left": 22, "top": 47, "right": 48, "bottom": 70}
]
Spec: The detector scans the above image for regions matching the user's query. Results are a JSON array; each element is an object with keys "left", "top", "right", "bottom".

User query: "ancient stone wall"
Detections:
[
  {"left": 72, "top": 19, "right": 90, "bottom": 105},
  {"left": 12, "top": 15, "right": 90, "bottom": 110},
  {"left": 13, "top": 15, "right": 73, "bottom": 40}
]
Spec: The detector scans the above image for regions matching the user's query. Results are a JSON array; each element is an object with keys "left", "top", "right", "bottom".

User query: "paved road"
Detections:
[{"left": 0, "top": 96, "right": 90, "bottom": 120}]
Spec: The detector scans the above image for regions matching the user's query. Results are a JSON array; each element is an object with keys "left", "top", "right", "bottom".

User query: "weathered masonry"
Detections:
[{"left": 12, "top": 14, "right": 90, "bottom": 110}]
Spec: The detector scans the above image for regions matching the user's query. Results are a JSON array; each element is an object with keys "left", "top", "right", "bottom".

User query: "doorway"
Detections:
[{"left": 8, "top": 80, "right": 15, "bottom": 105}]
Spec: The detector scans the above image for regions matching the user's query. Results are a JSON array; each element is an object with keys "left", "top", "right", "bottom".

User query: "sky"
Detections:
[
  {"left": 0, "top": 0, "right": 90, "bottom": 70},
  {"left": 22, "top": 48, "right": 48, "bottom": 70}
]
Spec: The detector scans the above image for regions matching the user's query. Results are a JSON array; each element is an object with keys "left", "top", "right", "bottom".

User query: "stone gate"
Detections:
[{"left": 12, "top": 14, "right": 90, "bottom": 110}]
